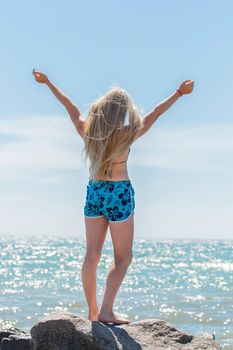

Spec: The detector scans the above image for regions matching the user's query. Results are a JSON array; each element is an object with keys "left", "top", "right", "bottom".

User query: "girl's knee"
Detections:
[
  {"left": 84, "top": 251, "right": 102, "bottom": 264},
  {"left": 114, "top": 253, "right": 133, "bottom": 267}
]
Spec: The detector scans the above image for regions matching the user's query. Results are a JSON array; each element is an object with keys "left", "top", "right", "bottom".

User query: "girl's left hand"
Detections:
[{"left": 178, "top": 80, "right": 194, "bottom": 95}]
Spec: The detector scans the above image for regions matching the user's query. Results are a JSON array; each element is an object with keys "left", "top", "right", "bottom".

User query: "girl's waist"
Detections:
[{"left": 88, "top": 178, "right": 132, "bottom": 185}]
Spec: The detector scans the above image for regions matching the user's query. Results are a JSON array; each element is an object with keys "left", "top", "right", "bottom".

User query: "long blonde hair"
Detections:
[{"left": 82, "top": 85, "right": 142, "bottom": 181}]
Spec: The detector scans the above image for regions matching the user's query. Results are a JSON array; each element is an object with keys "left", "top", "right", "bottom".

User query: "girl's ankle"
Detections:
[
  {"left": 88, "top": 307, "right": 99, "bottom": 315},
  {"left": 99, "top": 308, "right": 113, "bottom": 315}
]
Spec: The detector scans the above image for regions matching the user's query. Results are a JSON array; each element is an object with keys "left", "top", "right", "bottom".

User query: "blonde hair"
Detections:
[{"left": 82, "top": 85, "right": 142, "bottom": 181}]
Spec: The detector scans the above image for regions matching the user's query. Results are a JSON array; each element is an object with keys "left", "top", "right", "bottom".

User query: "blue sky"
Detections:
[{"left": 0, "top": 1, "right": 232, "bottom": 239}]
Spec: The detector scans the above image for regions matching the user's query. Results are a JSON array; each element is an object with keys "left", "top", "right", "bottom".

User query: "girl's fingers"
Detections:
[{"left": 33, "top": 69, "right": 41, "bottom": 75}]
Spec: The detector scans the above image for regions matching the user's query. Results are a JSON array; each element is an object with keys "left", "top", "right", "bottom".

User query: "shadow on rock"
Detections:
[{"left": 91, "top": 321, "right": 142, "bottom": 349}]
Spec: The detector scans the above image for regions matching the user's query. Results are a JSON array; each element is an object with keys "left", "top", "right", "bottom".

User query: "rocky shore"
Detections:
[{"left": 0, "top": 310, "right": 221, "bottom": 349}]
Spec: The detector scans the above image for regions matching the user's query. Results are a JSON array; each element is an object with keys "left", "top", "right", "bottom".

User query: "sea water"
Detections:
[{"left": 0, "top": 236, "right": 232, "bottom": 349}]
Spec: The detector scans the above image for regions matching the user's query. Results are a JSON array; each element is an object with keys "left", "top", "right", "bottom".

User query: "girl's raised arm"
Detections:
[
  {"left": 32, "top": 68, "right": 86, "bottom": 139},
  {"left": 135, "top": 80, "right": 194, "bottom": 141}
]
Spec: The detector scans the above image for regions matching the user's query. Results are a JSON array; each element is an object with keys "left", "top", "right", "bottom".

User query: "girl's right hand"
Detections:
[{"left": 32, "top": 68, "right": 49, "bottom": 84}]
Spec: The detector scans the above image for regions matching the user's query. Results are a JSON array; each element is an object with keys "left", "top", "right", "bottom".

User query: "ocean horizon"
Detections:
[{"left": 0, "top": 235, "right": 232, "bottom": 349}]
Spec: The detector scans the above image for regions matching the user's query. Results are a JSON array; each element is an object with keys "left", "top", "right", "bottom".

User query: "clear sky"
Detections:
[{"left": 0, "top": 0, "right": 232, "bottom": 239}]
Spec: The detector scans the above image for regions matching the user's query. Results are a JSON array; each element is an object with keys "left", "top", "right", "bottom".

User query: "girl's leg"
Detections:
[
  {"left": 82, "top": 215, "right": 109, "bottom": 321},
  {"left": 98, "top": 214, "right": 134, "bottom": 324}
]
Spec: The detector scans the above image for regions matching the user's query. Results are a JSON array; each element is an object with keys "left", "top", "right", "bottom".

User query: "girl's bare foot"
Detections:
[
  {"left": 98, "top": 311, "right": 131, "bottom": 325},
  {"left": 88, "top": 312, "right": 99, "bottom": 321}
]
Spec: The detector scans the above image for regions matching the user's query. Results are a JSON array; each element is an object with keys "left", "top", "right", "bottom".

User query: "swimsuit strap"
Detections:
[{"left": 112, "top": 148, "right": 130, "bottom": 164}]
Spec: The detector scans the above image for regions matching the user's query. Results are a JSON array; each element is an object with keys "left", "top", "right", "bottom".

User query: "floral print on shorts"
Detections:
[{"left": 84, "top": 179, "right": 135, "bottom": 222}]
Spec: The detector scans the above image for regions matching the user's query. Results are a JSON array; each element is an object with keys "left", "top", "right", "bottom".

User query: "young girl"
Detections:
[{"left": 32, "top": 69, "right": 194, "bottom": 324}]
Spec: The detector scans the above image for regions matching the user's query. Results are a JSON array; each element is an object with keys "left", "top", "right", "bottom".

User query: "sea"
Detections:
[{"left": 0, "top": 236, "right": 232, "bottom": 349}]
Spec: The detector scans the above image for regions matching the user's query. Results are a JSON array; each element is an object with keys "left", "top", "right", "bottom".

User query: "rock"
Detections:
[
  {"left": 0, "top": 326, "right": 32, "bottom": 350},
  {"left": 30, "top": 310, "right": 221, "bottom": 350},
  {"left": 1, "top": 335, "right": 32, "bottom": 350}
]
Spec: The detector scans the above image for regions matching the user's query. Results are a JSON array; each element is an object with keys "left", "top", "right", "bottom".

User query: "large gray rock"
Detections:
[
  {"left": 30, "top": 310, "right": 221, "bottom": 350},
  {"left": 0, "top": 326, "right": 31, "bottom": 350}
]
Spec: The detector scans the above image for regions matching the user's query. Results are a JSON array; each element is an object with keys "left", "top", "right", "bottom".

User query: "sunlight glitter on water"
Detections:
[{"left": 0, "top": 236, "right": 232, "bottom": 348}]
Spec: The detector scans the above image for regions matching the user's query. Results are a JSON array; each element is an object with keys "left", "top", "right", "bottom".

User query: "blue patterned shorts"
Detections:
[{"left": 84, "top": 179, "right": 135, "bottom": 222}]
